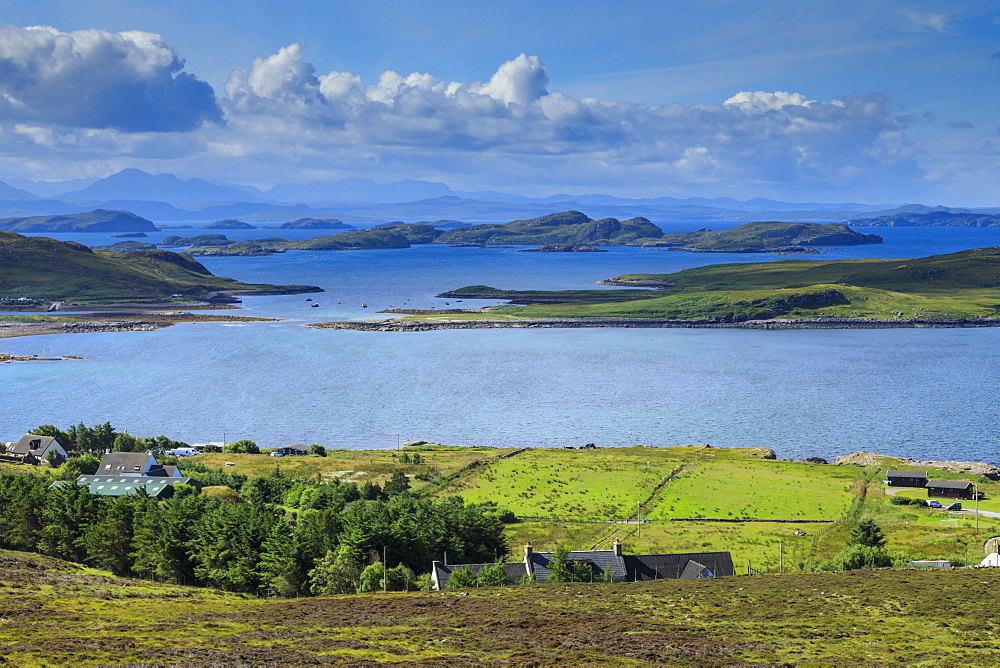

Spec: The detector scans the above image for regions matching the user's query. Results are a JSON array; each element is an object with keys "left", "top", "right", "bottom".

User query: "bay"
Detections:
[{"left": 3, "top": 224, "right": 1000, "bottom": 463}]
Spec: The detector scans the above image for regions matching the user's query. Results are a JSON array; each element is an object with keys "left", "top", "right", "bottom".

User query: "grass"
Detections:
[
  {"left": 4, "top": 547, "right": 1000, "bottom": 664},
  {"left": 194, "top": 445, "right": 510, "bottom": 488}
]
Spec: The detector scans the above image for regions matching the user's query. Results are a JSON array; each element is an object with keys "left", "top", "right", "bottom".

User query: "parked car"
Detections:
[
  {"left": 270, "top": 452, "right": 284, "bottom": 457},
  {"left": 926, "top": 499, "right": 943, "bottom": 508},
  {"left": 945, "top": 502, "right": 963, "bottom": 511}
]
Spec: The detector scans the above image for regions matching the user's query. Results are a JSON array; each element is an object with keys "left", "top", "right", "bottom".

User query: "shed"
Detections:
[{"left": 886, "top": 470, "right": 928, "bottom": 487}]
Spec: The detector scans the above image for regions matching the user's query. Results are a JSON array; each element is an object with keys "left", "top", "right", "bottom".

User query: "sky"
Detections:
[{"left": 0, "top": 0, "right": 998, "bottom": 205}]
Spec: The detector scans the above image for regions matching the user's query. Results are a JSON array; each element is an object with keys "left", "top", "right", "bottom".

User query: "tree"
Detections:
[
  {"left": 359, "top": 562, "right": 384, "bottom": 593},
  {"left": 839, "top": 544, "right": 893, "bottom": 570},
  {"left": 383, "top": 563, "right": 415, "bottom": 591},
  {"left": 309, "top": 549, "right": 362, "bottom": 595},
  {"left": 446, "top": 565, "right": 477, "bottom": 589},
  {"left": 308, "top": 444, "right": 327, "bottom": 457},
  {"left": 224, "top": 440, "right": 259, "bottom": 455},
  {"left": 475, "top": 560, "right": 509, "bottom": 587},
  {"left": 258, "top": 519, "right": 300, "bottom": 596},
  {"left": 112, "top": 433, "right": 141, "bottom": 452},
  {"left": 546, "top": 547, "right": 574, "bottom": 583},
  {"left": 851, "top": 519, "right": 887, "bottom": 548},
  {"left": 384, "top": 471, "right": 411, "bottom": 497}
]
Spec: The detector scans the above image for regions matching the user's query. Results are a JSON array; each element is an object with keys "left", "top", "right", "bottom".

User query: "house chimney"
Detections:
[
  {"left": 524, "top": 542, "right": 533, "bottom": 559},
  {"left": 612, "top": 537, "right": 623, "bottom": 557}
]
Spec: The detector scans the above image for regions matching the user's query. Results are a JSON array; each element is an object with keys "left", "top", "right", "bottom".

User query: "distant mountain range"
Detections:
[{"left": 1, "top": 168, "right": 996, "bottom": 227}]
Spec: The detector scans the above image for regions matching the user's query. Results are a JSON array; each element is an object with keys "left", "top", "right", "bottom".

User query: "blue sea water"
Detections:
[{"left": 3, "top": 224, "right": 1000, "bottom": 463}]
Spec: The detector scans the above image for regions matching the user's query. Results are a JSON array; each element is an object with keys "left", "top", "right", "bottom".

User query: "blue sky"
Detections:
[{"left": 0, "top": 0, "right": 998, "bottom": 204}]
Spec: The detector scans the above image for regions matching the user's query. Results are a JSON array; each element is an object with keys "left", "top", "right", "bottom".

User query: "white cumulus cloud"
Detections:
[{"left": 0, "top": 25, "right": 220, "bottom": 132}]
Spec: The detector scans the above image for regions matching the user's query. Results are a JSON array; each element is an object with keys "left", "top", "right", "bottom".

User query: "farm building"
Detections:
[
  {"left": 925, "top": 479, "right": 980, "bottom": 500},
  {"left": 431, "top": 539, "right": 735, "bottom": 590},
  {"left": 886, "top": 470, "right": 928, "bottom": 487}
]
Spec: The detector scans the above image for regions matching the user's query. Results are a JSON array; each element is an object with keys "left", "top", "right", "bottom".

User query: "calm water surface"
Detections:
[{"left": 3, "top": 224, "right": 1000, "bottom": 462}]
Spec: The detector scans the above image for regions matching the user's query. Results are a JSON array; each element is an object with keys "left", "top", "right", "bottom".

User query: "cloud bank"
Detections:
[
  {"left": 0, "top": 28, "right": 930, "bottom": 200},
  {"left": 219, "top": 45, "right": 917, "bottom": 197},
  {"left": 0, "top": 25, "right": 220, "bottom": 132}
]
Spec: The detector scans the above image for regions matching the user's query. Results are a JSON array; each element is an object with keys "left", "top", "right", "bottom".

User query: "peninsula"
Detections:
[
  {"left": 0, "top": 209, "right": 158, "bottom": 233},
  {"left": 312, "top": 247, "right": 1000, "bottom": 331}
]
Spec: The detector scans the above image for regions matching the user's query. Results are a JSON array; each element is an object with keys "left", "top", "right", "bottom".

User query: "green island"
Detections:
[
  {"left": 0, "top": 231, "right": 318, "bottom": 338},
  {"left": 316, "top": 247, "right": 1000, "bottom": 331},
  {"left": 2, "top": 437, "right": 1000, "bottom": 664}
]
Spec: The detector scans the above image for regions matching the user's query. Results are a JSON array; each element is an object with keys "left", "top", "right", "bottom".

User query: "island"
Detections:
[
  {"left": 634, "top": 220, "right": 882, "bottom": 252},
  {"left": 849, "top": 211, "right": 1000, "bottom": 227},
  {"left": 203, "top": 219, "right": 258, "bottom": 229},
  {"left": 277, "top": 218, "right": 352, "bottom": 230},
  {"left": 178, "top": 223, "right": 441, "bottom": 256},
  {"left": 311, "top": 247, "right": 1000, "bottom": 331},
  {"left": 430, "top": 212, "right": 881, "bottom": 252},
  {"left": 0, "top": 209, "right": 158, "bottom": 233}
]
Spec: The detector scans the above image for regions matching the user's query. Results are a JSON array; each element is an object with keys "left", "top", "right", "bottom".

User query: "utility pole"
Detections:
[
  {"left": 397, "top": 434, "right": 400, "bottom": 450},
  {"left": 383, "top": 546, "right": 387, "bottom": 593},
  {"left": 779, "top": 543, "right": 783, "bottom": 574},
  {"left": 637, "top": 501, "right": 640, "bottom": 541},
  {"left": 975, "top": 483, "right": 980, "bottom": 535}
]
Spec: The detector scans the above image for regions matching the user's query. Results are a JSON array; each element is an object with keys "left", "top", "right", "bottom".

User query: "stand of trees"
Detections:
[{"left": 0, "top": 469, "right": 508, "bottom": 597}]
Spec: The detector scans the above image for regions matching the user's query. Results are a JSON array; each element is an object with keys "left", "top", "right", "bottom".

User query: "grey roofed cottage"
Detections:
[
  {"left": 8, "top": 434, "right": 69, "bottom": 465},
  {"left": 926, "top": 479, "right": 980, "bottom": 500},
  {"left": 97, "top": 451, "right": 159, "bottom": 476},
  {"left": 886, "top": 470, "right": 928, "bottom": 487},
  {"left": 431, "top": 539, "right": 734, "bottom": 589},
  {"left": 624, "top": 551, "right": 736, "bottom": 580}
]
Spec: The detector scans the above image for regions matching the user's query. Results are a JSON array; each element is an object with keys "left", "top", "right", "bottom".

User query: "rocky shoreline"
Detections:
[
  {"left": 309, "top": 315, "right": 1000, "bottom": 332},
  {"left": 0, "top": 312, "right": 281, "bottom": 340}
]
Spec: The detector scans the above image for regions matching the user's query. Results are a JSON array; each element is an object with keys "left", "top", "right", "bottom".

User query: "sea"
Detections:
[{"left": 3, "top": 222, "right": 1000, "bottom": 464}]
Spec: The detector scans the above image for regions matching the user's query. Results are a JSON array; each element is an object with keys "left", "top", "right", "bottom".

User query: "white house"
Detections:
[{"left": 8, "top": 434, "right": 69, "bottom": 465}]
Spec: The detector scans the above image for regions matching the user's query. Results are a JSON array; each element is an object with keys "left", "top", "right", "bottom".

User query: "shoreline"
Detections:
[
  {"left": 0, "top": 312, "right": 281, "bottom": 341},
  {"left": 309, "top": 316, "right": 1000, "bottom": 332}
]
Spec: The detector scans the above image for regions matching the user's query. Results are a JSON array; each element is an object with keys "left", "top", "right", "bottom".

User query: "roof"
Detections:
[
  {"left": 9, "top": 434, "right": 63, "bottom": 456},
  {"left": 623, "top": 552, "right": 736, "bottom": 580},
  {"left": 887, "top": 470, "right": 928, "bottom": 478},
  {"left": 529, "top": 550, "right": 627, "bottom": 583},
  {"left": 97, "top": 452, "right": 157, "bottom": 475},
  {"left": 51, "top": 475, "right": 193, "bottom": 498},
  {"left": 925, "top": 480, "right": 974, "bottom": 490},
  {"left": 433, "top": 562, "right": 527, "bottom": 588}
]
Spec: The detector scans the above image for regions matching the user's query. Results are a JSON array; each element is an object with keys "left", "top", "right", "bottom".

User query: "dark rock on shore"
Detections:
[{"left": 520, "top": 244, "right": 607, "bottom": 253}]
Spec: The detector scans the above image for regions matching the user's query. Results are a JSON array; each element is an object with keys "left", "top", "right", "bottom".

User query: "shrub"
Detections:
[
  {"left": 475, "top": 560, "right": 510, "bottom": 587},
  {"left": 446, "top": 566, "right": 477, "bottom": 589}
]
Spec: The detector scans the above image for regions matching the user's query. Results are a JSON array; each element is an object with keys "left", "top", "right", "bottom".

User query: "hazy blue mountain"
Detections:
[
  {"left": 0, "top": 180, "right": 39, "bottom": 200},
  {"left": 265, "top": 177, "right": 454, "bottom": 203},
  {"left": 60, "top": 169, "right": 270, "bottom": 206},
  {"left": 3, "top": 176, "right": 99, "bottom": 197}
]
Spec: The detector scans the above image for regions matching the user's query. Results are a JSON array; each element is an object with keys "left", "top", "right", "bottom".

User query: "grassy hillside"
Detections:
[
  {"left": 0, "top": 230, "right": 320, "bottom": 300},
  {"left": 431, "top": 248, "right": 1000, "bottom": 322},
  {"left": 2, "top": 547, "right": 1000, "bottom": 664}
]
